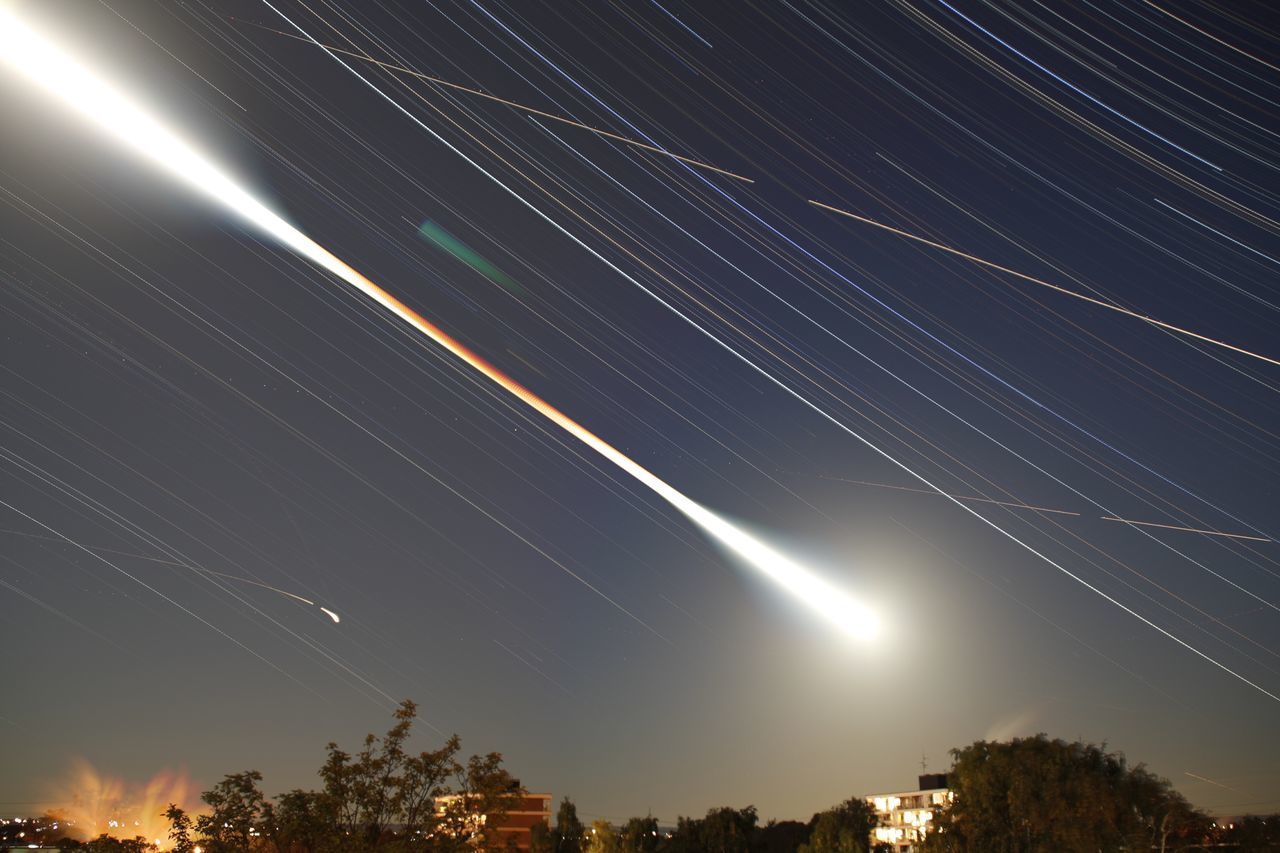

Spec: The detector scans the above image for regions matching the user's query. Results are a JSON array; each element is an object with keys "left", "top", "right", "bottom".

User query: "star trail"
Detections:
[{"left": 2, "top": 0, "right": 1279, "bottom": 827}]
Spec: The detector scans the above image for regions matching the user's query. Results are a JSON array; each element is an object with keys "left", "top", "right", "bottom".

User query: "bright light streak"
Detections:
[
  {"left": 0, "top": 9, "right": 878, "bottom": 642},
  {"left": 320, "top": 607, "right": 342, "bottom": 624}
]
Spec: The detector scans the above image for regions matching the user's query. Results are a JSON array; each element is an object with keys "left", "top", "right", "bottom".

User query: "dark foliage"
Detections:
[{"left": 921, "top": 734, "right": 1210, "bottom": 853}]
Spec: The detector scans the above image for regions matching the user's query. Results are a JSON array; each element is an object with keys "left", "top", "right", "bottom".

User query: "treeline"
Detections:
[
  {"left": 50, "top": 700, "right": 524, "bottom": 853},
  {"left": 529, "top": 796, "right": 876, "bottom": 853},
  {"left": 34, "top": 703, "right": 1280, "bottom": 852}
]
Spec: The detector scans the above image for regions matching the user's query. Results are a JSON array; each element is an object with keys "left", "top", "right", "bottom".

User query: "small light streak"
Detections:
[
  {"left": 1100, "top": 516, "right": 1270, "bottom": 542},
  {"left": 808, "top": 199, "right": 1280, "bottom": 369}
]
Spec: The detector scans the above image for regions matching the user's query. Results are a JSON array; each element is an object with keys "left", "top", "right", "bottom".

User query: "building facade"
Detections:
[
  {"left": 865, "top": 774, "right": 951, "bottom": 852},
  {"left": 434, "top": 791, "right": 552, "bottom": 850}
]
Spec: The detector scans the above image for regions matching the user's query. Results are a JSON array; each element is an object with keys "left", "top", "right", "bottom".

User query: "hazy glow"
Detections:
[
  {"left": 681, "top": 502, "right": 880, "bottom": 641},
  {"left": 0, "top": 9, "right": 879, "bottom": 642},
  {"left": 49, "top": 759, "right": 196, "bottom": 849}
]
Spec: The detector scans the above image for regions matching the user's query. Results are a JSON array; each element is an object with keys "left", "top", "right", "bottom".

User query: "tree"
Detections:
[
  {"left": 261, "top": 789, "right": 335, "bottom": 853},
  {"left": 81, "top": 836, "right": 158, "bottom": 852},
  {"left": 318, "top": 699, "right": 463, "bottom": 850},
  {"left": 660, "top": 815, "right": 704, "bottom": 853},
  {"left": 434, "top": 751, "right": 524, "bottom": 851},
  {"left": 619, "top": 816, "right": 660, "bottom": 853},
  {"left": 399, "top": 736, "right": 461, "bottom": 841},
  {"left": 1220, "top": 814, "right": 1280, "bottom": 851},
  {"left": 530, "top": 820, "right": 554, "bottom": 853},
  {"left": 698, "top": 806, "right": 758, "bottom": 853},
  {"left": 195, "top": 771, "right": 267, "bottom": 853},
  {"left": 321, "top": 700, "right": 442, "bottom": 848},
  {"left": 1126, "top": 765, "right": 1209, "bottom": 852},
  {"left": 799, "top": 799, "right": 877, "bottom": 853},
  {"left": 752, "top": 819, "right": 810, "bottom": 853},
  {"left": 922, "top": 735, "right": 1208, "bottom": 853},
  {"left": 165, "top": 803, "right": 195, "bottom": 853},
  {"left": 585, "top": 820, "right": 620, "bottom": 853},
  {"left": 553, "top": 797, "right": 585, "bottom": 853},
  {"left": 129, "top": 700, "right": 532, "bottom": 853}
]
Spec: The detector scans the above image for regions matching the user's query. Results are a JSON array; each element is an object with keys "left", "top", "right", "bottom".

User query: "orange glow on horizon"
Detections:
[{"left": 46, "top": 759, "right": 198, "bottom": 849}]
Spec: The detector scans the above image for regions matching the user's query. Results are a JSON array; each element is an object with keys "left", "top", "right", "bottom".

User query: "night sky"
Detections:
[{"left": 3, "top": 0, "right": 1280, "bottom": 826}]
